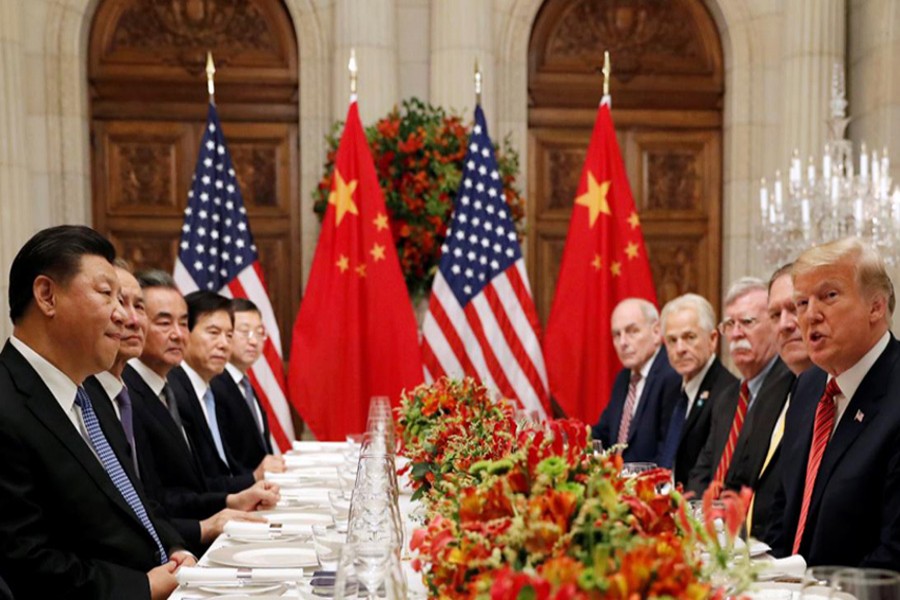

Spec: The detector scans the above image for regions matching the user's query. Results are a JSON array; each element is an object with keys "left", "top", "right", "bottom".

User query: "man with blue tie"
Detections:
[
  {"left": 657, "top": 294, "right": 737, "bottom": 488},
  {"left": 592, "top": 298, "right": 681, "bottom": 462},
  {"left": 772, "top": 238, "right": 900, "bottom": 567},
  {"left": 0, "top": 226, "right": 192, "bottom": 599}
]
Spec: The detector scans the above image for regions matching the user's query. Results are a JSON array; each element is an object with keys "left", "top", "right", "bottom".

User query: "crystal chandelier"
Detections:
[{"left": 756, "top": 64, "right": 900, "bottom": 268}]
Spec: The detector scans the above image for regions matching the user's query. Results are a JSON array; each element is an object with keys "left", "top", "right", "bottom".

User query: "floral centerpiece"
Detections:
[
  {"left": 313, "top": 98, "right": 527, "bottom": 299},
  {"left": 398, "top": 377, "right": 757, "bottom": 599}
]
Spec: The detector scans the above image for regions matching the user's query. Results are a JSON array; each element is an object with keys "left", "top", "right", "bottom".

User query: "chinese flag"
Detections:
[
  {"left": 543, "top": 98, "right": 657, "bottom": 425},
  {"left": 288, "top": 101, "right": 423, "bottom": 440}
]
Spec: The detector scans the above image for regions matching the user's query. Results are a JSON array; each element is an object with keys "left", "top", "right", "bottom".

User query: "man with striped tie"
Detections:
[
  {"left": 0, "top": 226, "right": 192, "bottom": 599},
  {"left": 688, "top": 277, "right": 793, "bottom": 497},
  {"left": 772, "top": 238, "right": 900, "bottom": 568},
  {"left": 591, "top": 298, "right": 681, "bottom": 462}
]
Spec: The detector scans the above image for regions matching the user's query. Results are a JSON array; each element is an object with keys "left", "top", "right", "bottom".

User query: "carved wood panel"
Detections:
[{"left": 528, "top": 0, "right": 724, "bottom": 324}]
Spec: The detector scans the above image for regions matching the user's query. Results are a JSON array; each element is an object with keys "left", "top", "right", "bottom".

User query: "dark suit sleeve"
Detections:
[
  {"left": 0, "top": 417, "right": 151, "bottom": 599},
  {"left": 861, "top": 428, "right": 900, "bottom": 568},
  {"left": 656, "top": 373, "right": 681, "bottom": 450},
  {"left": 592, "top": 407, "right": 612, "bottom": 446},
  {"left": 687, "top": 422, "right": 715, "bottom": 495}
]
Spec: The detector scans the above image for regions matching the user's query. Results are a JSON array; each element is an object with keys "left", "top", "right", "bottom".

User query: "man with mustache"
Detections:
[
  {"left": 772, "top": 238, "right": 900, "bottom": 567},
  {"left": 657, "top": 294, "right": 738, "bottom": 488},
  {"left": 688, "top": 277, "right": 793, "bottom": 497},
  {"left": 592, "top": 298, "right": 681, "bottom": 462},
  {"left": 85, "top": 264, "right": 266, "bottom": 554}
]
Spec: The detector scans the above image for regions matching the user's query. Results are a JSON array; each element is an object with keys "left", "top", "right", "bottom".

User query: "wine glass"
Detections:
[
  {"left": 833, "top": 567, "right": 900, "bottom": 600},
  {"left": 801, "top": 565, "right": 851, "bottom": 599},
  {"left": 352, "top": 539, "right": 392, "bottom": 600}
]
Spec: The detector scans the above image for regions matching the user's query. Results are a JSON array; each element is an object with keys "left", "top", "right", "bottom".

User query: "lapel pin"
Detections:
[
  {"left": 700, "top": 391, "right": 710, "bottom": 400},
  {"left": 854, "top": 410, "right": 864, "bottom": 423}
]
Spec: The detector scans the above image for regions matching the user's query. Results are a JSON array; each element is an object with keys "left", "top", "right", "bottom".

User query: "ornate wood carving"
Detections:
[
  {"left": 114, "top": 142, "right": 176, "bottom": 207},
  {"left": 547, "top": 148, "right": 586, "bottom": 212},
  {"left": 646, "top": 238, "right": 701, "bottom": 306},
  {"left": 109, "top": 231, "right": 180, "bottom": 274},
  {"left": 645, "top": 151, "right": 700, "bottom": 212},
  {"left": 231, "top": 145, "right": 278, "bottom": 208}
]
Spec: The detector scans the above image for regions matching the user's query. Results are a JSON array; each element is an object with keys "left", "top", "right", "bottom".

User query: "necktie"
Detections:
[
  {"left": 616, "top": 371, "right": 642, "bottom": 446},
  {"left": 74, "top": 387, "right": 168, "bottom": 564},
  {"left": 792, "top": 379, "right": 840, "bottom": 555},
  {"left": 714, "top": 380, "right": 750, "bottom": 486},
  {"left": 115, "top": 387, "right": 139, "bottom": 476},
  {"left": 203, "top": 387, "right": 229, "bottom": 465},
  {"left": 659, "top": 389, "right": 689, "bottom": 469},
  {"left": 240, "top": 376, "right": 264, "bottom": 435}
]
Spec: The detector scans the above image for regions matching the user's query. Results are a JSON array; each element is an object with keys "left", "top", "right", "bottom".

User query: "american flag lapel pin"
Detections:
[{"left": 854, "top": 410, "right": 864, "bottom": 423}]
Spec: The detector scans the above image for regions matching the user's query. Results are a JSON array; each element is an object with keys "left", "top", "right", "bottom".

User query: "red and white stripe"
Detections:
[
  {"left": 422, "top": 259, "right": 549, "bottom": 418},
  {"left": 175, "top": 259, "right": 295, "bottom": 451}
]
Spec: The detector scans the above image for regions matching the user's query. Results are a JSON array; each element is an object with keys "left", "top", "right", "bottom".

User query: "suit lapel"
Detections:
[
  {"left": 681, "top": 359, "right": 720, "bottom": 440},
  {"left": 734, "top": 359, "right": 793, "bottom": 472},
  {"left": 171, "top": 367, "right": 230, "bottom": 472},
  {"left": 627, "top": 353, "right": 663, "bottom": 443},
  {"left": 810, "top": 339, "right": 897, "bottom": 511},
  {"left": 3, "top": 346, "right": 145, "bottom": 529}
]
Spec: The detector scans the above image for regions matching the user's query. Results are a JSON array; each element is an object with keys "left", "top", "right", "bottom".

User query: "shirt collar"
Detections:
[
  {"left": 747, "top": 354, "right": 778, "bottom": 400},
  {"left": 94, "top": 370, "right": 124, "bottom": 400},
  {"left": 683, "top": 354, "right": 717, "bottom": 403},
  {"left": 128, "top": 358, "right": 168, "bottom": 396},
  {"left": 9, "top": 335, "right": 79, "bottom": 409},
  {"left": 180, "top": 361, "right": 210, "bottom": 402},
  {"left": 835, "top": 331, "right": 891, "bottom": 402},
  {"left": 224, "top": 362, "right": 245, "bottom": 385}
]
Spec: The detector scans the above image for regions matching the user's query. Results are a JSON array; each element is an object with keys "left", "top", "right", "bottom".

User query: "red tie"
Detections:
[
  {"left": 714, "top": 381, "right": 749, "bottom": 486},
  {"left": 617, "top": 371, "right": 641, "bottom": 446},
  {"left": 792, "top": 378, "right": 840, "bottom": 555}
]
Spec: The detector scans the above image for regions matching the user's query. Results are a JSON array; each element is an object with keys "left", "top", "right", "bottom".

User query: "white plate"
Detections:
[
  {"left": 226, "top": 533, "right": 307, "bottom": 544},
  {"left": 258, "top": 511, "right": 333, "bottom": 525},
  {"left": 207, "top": 542, "right": 318, "bottom": 568},
  {"left": 198, "top": 583, "right": 287, "bottom": 596},
  {"left": 205, "top": 595, "right": 291, "bottom": 600}
]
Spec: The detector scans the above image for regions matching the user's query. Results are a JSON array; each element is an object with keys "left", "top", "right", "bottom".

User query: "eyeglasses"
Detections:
[
  {"left": 234, "top": 327, "right": 268, "bottom": 341},
  {"left": 718, "top": 316, "right": 759, "bottom": 335}
]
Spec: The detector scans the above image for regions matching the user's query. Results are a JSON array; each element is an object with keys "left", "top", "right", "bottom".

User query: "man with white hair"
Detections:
[
  {"left": 592, "top": 298, "right": 681, "bottom": 462},
  {"left": 657, "top": 293, "right": 738, "bottom": 488},
  {"left": 688, "top": 277, "right": 793, "bottom": 495},
  {"left": 772, "top": 238, "right": 900, "bottom": 567}
]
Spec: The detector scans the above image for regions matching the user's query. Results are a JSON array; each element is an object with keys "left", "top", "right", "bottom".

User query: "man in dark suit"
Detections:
[
  {"left": 688, "top": 277, "right": 785, "bottom": 496},
  {"left": 85, "top": 264, "right": 267, "bottom": 554},
  {"left": 211, "top": 298, "right": 275, "bottom": 475},
  {"left": 592, "top": 298, "right": 681, "bottom": 462},
  {"left": 658, "top": 293, "right": 738, "bottom": 488},
  {"left": 125, "top": 271, "right": 278, "bottom": 518},
  {"left": 0, "top": 226, "right": 192, "bottom": 600},
  {"left": 170, "top": 291, "right": 283, "bottom": 487},
  {"left": 733, "top": 264, "right": 813, "bottom": 544},
  {"left": 771, "top": 238, "right": 900, "bottom": 567}
]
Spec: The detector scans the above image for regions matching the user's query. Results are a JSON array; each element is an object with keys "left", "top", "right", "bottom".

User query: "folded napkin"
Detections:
[
  {"left": 265, "top": 470, "right": 339, "bottom": 484},
  {"left": 176, "top": 567, "right": 305, "bottom": 585},
  {"left": 292, "top": 441, "right": 349, "bottom": 453},
  {"left": 223, "top": 521, "right": 312, "bottom": 538},
  {"left": 285, "top": 454, "right": 345, "bottom": 467},
  {"left": 757, "top": 554, "right": 807, "bottom": 580}
]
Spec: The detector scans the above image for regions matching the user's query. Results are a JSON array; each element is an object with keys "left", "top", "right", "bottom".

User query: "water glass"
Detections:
[
  {"left": 833, "top": 567, "right": 900, "bottom": 600},
  {"left": 312, "top": 523, "right": 346, "bottom": 570},
  {"left": 802, "top": 565, "right": 852, "bottom": 599},
  {"left": 328, "top": 489, "right": 353, "bottom": 529},
  {"left": 352, "top": 540, "right": 392, "bottom": 600},
  {"left": 621, "top": 461, "right": 658, "bottom": 477}
]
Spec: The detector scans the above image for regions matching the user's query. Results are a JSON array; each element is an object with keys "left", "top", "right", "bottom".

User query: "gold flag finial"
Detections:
[
  {"left": 602, "top": 51, "right": 611, "bottom": 97},
  {"left": 349, "top": 48, "right": 358, "bottom": 97},
  {"left": 474, "top": 59, "right": 483, "bottom": 106},
  {"left": 206, "top": 51, "right": 216, "bottom": 98}
]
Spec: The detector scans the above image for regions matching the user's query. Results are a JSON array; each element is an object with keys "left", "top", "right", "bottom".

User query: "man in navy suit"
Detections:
[
  {"left": 688, "top": 277, "right": 785, "bottom": 496},
  {"left": 771, "top": 238, "right": 900, "bottom": 568},
  {"left": 592, "top": 298, "right": 681, "bottom": 462},
  {"left": 657, "top": 293, "right": 738, "bottom": 488},
  {"left": 211, "top": 298, "right": 276, "bottom": 475}
]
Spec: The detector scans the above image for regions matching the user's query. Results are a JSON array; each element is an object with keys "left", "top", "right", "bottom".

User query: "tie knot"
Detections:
[
  {"left": 116, "top": 387, "right": 131, "bottom": 407},
  {"left": 823, "top": 378, "right": 842, "bottom": 402},
  {"left": 630, "top": 371, "right": 642, "bottom": 385},
  {"left": 74, "top": 387, "right": 89, "bottom": 409},
  {"left": 203, "top": 387, "right": 215, "bottom": 405},
  {"left": 740, "top": 380, "right": 750, "bottom": 401}
]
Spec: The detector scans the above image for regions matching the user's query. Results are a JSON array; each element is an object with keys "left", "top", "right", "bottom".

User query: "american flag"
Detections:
[
  {"left": 173, "top": 102, "right": 295, "bottom": 450},
  {"left": 421, "top": 106, "right": 549, "bottom": 418}
]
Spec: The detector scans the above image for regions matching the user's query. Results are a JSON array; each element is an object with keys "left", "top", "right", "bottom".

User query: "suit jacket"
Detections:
[
  {"left": 123, "top": 364, "right": 231, "bottom": 518},
  {"left": 87, "top": 372, "right": 210, "bottom": 555},
  {"left": 0, "top": 342, "right": 183, "bottom": 600},
  {"left": 688, "top": 357, "right": 792, "bottom": 496},
  {"left": 211, "top": 371, "right": 272, "bottom": 475},
  {"left": 592, "top": 349, "right": 681, "bottom": 462},
  {"left": 167, "top": 366, "right": 254, "bottom": 492},
  {"left": 668, "top": 357, "right": 738, "bottom": 488},
  {"left": 770, "top": 337, "right": 900, "bottom": 568}
]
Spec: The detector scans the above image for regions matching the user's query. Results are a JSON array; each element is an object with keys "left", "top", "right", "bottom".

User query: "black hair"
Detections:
[
  {"left": 8, "top": 225, "right": 115, "bottom": 324},
  {"left": 231, "top": 297, "right": 260, "bottom": 314},
  {"left": 184, "top": 290, "right": 234, "bottom": 331}
]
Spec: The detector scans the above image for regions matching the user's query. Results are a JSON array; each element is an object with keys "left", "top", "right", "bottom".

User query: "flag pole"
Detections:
[
  {"left": 206, "top": 51, "right": 216, "bottom": 105},
  {"left": 474, "top": 59, "right": 482, "bottom": 107},
  {"left": 348, "top": 48, "right": 358, "bottom": 102},
  {"left": 601, "top": 50, "right": 611, "bottom": 102}
]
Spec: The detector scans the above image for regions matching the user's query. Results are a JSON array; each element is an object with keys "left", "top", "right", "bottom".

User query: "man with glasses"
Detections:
[
  {"left": 688, "top": 277, "right": 793, "bottom": 497},
  {"left": 211, "top": 298, "right": 281, "bottom": 475}
]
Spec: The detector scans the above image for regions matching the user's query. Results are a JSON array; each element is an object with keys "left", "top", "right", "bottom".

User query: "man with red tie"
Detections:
[
  {"left": 772, "top": 238, "right": 900, "bottom": 568},
  {"left": 687, "top": 277, "right": 793, "bottom": 496}
]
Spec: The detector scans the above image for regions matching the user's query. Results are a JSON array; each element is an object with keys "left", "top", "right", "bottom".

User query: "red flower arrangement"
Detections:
[{"left": 313, "top": 98, "right": 526, "bottom": 298}]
